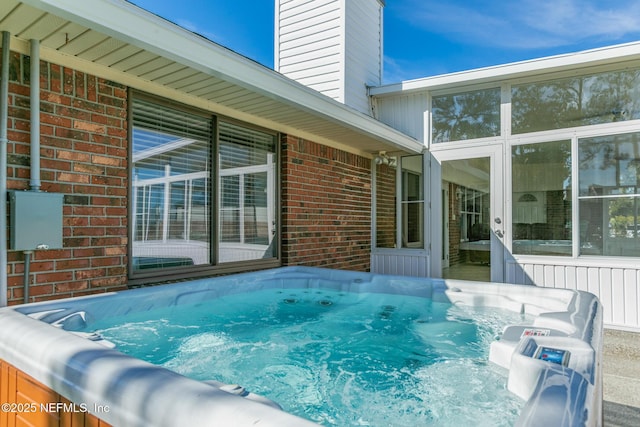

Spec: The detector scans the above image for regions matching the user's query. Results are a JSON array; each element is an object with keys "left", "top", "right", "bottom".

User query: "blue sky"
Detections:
[{"left": 129, "top": 0, "right": 640, "bottom": 84}]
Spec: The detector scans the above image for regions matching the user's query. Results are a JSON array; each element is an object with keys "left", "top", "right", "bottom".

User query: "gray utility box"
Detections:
[{"left": 9, "top": 191, "right": 64, "bottom": 251}]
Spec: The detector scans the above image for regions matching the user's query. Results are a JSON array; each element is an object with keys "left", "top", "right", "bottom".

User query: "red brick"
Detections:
[
  {"left": 91, "top": 155, "right": 121, "bottom": 167},
  {"left": 73, "top": 248, "right": 105, "bottom": 258},
  {"left": 74, "top": 141, "right": 106, "bottom": 154},
  {"left": 76, "top": 269, "right": 106, "bottom": 280},
  {"left": 58, "top": 172, "right": 90, "bottom": 183},
  {"left": 41, "top": 158, "right": 72, "bottom": 171},
  {"left": 104, "top": 246, "right": 127, "bottom": 256},
  {"left": 34, "top": 249, "right": 73, "bottom": 260},
  {"left": 55, "top": 280, "right": 89, "bottom": 293},
  {"left": 90, "top": 277, "right": 127, "bottom": 288},
  {"left": 1, "top": 54, "right": 130, "bottom": 302},
  {"left": 36, "top": 271, "right": 73, "bottom": 284},
  {"left": 91, "top": 257, "right": 124, "bottom": 267},
  {"left": 58, "top": 150, "right": 91, "bottom": 162},
  {"left": 281, "top": 135, "right": 371, "bottom": 271},
  {"left": 73, "top": 163, "right": 104, "bottom": 175},
  {"left": 73, "top": 185, "right": 106, "bottom": 196},
  {"left": 27, "top": 261, "right": 55, "bottom": 273},
  {"left": 24, "top": 284, "right": 55, "bottom": 298},
  {"left": 74, "top": 120, "right": 106, "bottom": 134},
  {"left": 72, "top": 227, "right": 106, "bottom": 237}
]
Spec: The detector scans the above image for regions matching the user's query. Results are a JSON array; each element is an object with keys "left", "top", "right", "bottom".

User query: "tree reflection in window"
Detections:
[
  {"left": 513, "top": 69, "right": 640, "bottom": 134},
  {"left": 432, "top": 88, "right": 501, "bottom": 143},
  {"left": 579, "top": 132, "right": 640, "bottom": 257}
]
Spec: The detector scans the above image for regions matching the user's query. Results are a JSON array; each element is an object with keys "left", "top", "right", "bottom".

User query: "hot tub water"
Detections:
[{"left": 84, "top": 288, "right": 526, "bottom": 426}]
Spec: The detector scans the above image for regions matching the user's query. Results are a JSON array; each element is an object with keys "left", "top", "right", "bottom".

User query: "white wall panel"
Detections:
[
  {"left": 344, "top": 0, "right": 382, "bottom": 113},
  {"left": 371, "top": 251, "right": 429, "bottom": 277},
  {"left": 375, "top": 93, "right": 428, "bottom": 143},
  {"left": 276, "top": 0, "right": 344, "bottom": 101},
  {"left": 624, "top": 269, "right": 639, "bottom": 326},
  {"left": 276, "top": 0, "right": 382, "bottom": 114},
  {"left": 506, "top": 259, "right": 640, "bottom": 331}
]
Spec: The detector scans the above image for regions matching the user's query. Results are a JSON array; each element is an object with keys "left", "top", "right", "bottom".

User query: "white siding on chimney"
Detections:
[
  {"left": 275, "top": 0, "right": 383, "bottom": 114},
  {"left": 344, "top": 0, "right": 382, "bottom": 113},
  {"left": 276, "top": 0, "right": 344, "bottom": 102}
]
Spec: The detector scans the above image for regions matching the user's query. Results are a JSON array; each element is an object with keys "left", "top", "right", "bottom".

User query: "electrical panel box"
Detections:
[{"left": 9, "top": 191, "right": 64, "bottom": 251}]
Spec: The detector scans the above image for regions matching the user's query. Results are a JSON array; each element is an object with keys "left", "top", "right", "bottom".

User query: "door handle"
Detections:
[{"left": 495, "top": 230, "right": 504, "bottom": 238}]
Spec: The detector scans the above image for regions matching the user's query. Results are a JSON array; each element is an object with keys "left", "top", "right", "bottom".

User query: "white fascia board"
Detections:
[
  {"left": 23, "top": 0, "right": 422, "bottom": 154},
  {"left": 372, "top": 41, "right": 640, "bottom": 96}
]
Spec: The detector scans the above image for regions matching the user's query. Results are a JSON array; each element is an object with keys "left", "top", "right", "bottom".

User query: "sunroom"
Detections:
[{"left": 371, "top": 44, "right": 640, "bottom": 332}]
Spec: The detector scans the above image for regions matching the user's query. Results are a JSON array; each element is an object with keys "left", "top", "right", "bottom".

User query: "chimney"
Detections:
[{"left": 275, "top": 0, "right": 384, "bottom": 115}]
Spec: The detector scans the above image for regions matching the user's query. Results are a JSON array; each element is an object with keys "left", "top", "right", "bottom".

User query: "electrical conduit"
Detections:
[
  {"left": 0, "top": 32, "right": 10, "bottom": 307},
  {"left": 23, "top": 39, "right": 41, "bottom": 304}
]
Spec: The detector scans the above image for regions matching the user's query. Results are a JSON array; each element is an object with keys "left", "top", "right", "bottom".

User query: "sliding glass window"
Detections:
[
  {"left": 374, "top": 155, "right": 424, "bottom": 249},
  {"left": 131, "top": 95, "right": 278, "bottom": 276},
  {"left": 579, "top": 132, "right": 640, "bottom": 257},
  {"left": 131, "top": 97, "right": 212, "bottom": 272},
  {"left": 401, "top": 156, "right": 424, "bottom": 248},
  {"left": 218, "top": 122, "right": 277, "bottom": 262}
]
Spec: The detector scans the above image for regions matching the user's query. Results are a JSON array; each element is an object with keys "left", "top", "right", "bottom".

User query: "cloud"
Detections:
[{"left": 398, "top": 0, "right": 640, "bottom": 50}]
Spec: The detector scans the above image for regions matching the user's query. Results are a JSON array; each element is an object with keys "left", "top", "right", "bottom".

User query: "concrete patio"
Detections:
[{"left": 603, "top": 329, "right": 640, "bottom": 426}]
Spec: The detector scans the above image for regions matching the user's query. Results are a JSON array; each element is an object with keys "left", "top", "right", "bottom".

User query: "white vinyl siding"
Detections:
[
  {"left": 276, "top": 0, "right": 343, "bottom": 101},
  {"left": 344, "top": 0, "right": 383, "bottom": 112},
  {"left": 276, "top": 0, "right": 383, "bottom": 114},
  {"left": 374, "top": 93, "right": 429, "bottom": 143},
  {"left": 371, "top": 250, "right": 430, "bottom": 277},
  {"left": 506, "top": 260, "right": 640, "bottom": 330}
]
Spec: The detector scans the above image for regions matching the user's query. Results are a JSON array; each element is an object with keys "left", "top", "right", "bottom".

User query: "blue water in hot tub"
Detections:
[{"left": 81, "top": 286, "right": 526, "bottom": 426}]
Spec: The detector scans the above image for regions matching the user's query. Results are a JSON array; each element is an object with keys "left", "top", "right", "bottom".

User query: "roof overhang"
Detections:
[
  {"left": 1, "top": 0, "right": 423, "bottom": 156},
  {"left": 371, "top": 41, "right": 640, "bottom": 96}
]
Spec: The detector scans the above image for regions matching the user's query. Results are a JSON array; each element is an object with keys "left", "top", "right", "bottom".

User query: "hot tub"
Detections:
[{"left": 0, "top": 266, "right": 602, "bottom": 426}]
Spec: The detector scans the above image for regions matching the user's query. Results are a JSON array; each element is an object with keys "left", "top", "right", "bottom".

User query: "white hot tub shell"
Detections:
[{"left": 0, "top": 267, "right": 602, "bottom": 426}]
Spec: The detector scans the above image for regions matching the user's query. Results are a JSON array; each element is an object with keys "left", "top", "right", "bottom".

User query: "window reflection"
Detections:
[
  {"left": 512, "top": 141, "right": 573, "bottom": 256},
  {"left": 402, "top": 156, "right": 424, "bottom": 248},
  {"left": 132, "top": 98, "right": 211, "bottom": 271},
  {"left": 442, "top": 157, "right": 490, "bottom": 267},
  {"left": 512, "top": 69, "right": 640, "bottom": 134},
  {"left": 131, "top": 98, "right": 278, "bottom": 273},
  {"left": 218, "top": 122, "right": 277, "bottom": 263},
  {"left": 375, "top": 155, "right": 424, "bottom": 249},
  {"left": 432, "top": 88, "right": 500, "bottom": 143},
  {"left": 579, "top": 132, "right": 640, "bottom": 256}
]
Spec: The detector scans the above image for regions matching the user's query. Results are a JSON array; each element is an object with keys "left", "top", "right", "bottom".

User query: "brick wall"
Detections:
[
  {"left": 2, "top": 51, "right": 377, "bottom": 304},
  {"left": 281, "top": 135, "right": 372, "bottom": 271},
  {"left": 5, "top": 52, "right": 128, "bottom": 304}
]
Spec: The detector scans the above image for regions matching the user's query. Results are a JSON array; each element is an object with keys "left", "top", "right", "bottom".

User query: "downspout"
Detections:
[
  {"left": 23, "top": 39, "right": 41, "bottom": 303},
  {"left": 0, "top": 32, "right": 10, "bottom": 307}
]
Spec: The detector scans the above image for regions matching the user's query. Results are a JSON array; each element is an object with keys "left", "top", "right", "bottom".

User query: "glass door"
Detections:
[{"left": 432, "top": 146, "right": 504, "bottom": 282}]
